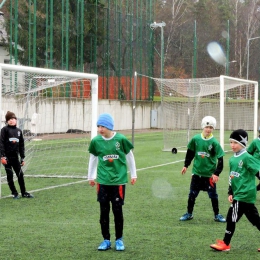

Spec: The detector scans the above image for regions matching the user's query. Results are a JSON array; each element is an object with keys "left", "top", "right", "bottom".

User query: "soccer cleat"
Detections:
[
  {"left": 98, "top": 240, "right": 111, "bottom": 251},
  {"left": 22, "top": 192, "right": 34, "bottom": 198},
  {"left": 179, "top": 212, "right": 193, "bottom": 221},
  {"left": 115, "top": 238, "right": 125, "bottom": 251},
  {"left": 214, "top": 214, "right": 226, "bottom": 222},
  {"left": 210, "top": 240, "right": 230, "bottom": 251},
  {"left": 13, "top": 193, "right": 20, "bottom": 199}
]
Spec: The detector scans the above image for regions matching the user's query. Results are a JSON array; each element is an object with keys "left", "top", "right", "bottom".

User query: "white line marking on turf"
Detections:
[
  {"left": 137, "top": 159, "right": 184, "bottom": 171},
  {"left": 1, "top": 179, "right": 88, "bottom": 199},
  {"left": 1, "top": 160, "right": 184, "bottom": 199}
]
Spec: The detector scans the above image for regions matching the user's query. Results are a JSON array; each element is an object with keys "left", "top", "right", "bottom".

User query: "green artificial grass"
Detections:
[{"left": 0, "top": 131, "right": 259, "bottom": 260}]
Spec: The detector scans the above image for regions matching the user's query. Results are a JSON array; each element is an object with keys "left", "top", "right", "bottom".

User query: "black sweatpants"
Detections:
[
  {"left": 97, "top": 184, "right": 125, "bottom": 240},
  {"left": 187, "top": 174, "right": 219, "bottom": 215},
  {"left": 4, "top": 156, "right": 26, "bottom": 195},
  {"left": 224, "top": 200, "right": 260, "bottom": 245}
]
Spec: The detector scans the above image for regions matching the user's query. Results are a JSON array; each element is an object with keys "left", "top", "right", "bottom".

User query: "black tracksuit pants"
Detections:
[
  {"left": 4, "top": 156, "right": 26, "bottom": 195},
  {"left": 97, "top": 184, "right": 125, "bottom": 240}
]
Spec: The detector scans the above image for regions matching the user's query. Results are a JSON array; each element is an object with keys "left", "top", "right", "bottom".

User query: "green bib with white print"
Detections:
[
  {"left": 187, "top": 133, "right": 225, "bottom": 177},
  {"left": 229, "top": 151, "right": 259, "bottom": 204},
  {"left": 88, "top": 132, "right": 133, "bottom": 185}
]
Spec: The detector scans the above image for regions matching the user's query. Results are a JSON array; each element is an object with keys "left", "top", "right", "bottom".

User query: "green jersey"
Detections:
[
  {"left": 229, "top": 150, "right": 260, "bottom": 204},
  {"left": 187, "top": 133, "right": 225, "bottom": 177},
  {"left": 88, "top": 132, "right": 133, "bottom": 185},
  {"left": 247, "top": 137, "right": 260, "bottom": 160}
]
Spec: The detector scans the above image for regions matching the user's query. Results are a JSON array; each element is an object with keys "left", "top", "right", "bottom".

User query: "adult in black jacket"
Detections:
[{"left": 0, "top": 111, "right": 33, "bottom": 199}]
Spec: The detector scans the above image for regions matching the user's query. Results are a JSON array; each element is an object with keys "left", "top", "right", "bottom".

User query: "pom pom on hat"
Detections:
[
  {"left": 5, "top": 111, "right": 17, "bottom": 122},
  {"left": 97, "top": 113, "right": 114, "bottom": 130},
  {"left": 229, "top": 129, "right": 248, "bottom": 147}
]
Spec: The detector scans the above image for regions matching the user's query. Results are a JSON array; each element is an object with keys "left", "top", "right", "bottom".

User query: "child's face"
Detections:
[
  {"left": 97, "top": 125, "right": 112, "bottom": 138},
  {"left": 7, "top": 118, "right": 17, "bottom": 126},
  {"left": 230, "top": 140, "right": 243, "bottom": 153},
  {"left": 202, "top": 126, "right": 213, "bottom": 137}
]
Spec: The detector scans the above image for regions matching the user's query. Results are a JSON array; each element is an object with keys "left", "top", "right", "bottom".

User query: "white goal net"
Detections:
[
  {"left": 0, "top": 64, "right": 98, "bottom": 191},
  {"left": 151, "top": 75, "right": 258, "bottom": 152}
]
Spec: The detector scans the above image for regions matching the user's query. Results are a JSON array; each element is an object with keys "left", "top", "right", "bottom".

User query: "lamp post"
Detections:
[
  {"left": 225, "top": 60, "right": 237, "bottom": 75},
  {"left": 225, "top": 60, "right": 236, "bottom": 101},
  {"left": 246, "top": 36, "right": 260, "bottom": 80},
  {"left": 150, "top": 21, "right": 166, "bottom": 99}
]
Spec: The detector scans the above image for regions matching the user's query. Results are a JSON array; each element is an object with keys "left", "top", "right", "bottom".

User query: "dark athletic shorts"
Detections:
[{"left": 97, "top": 184, "right": 126, "bottom": 205}]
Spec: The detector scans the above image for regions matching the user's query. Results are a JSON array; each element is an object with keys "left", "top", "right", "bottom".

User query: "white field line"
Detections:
[
  {"left": 1, "top": 179, "right": 88, "bottom": 199},
  {"left": 136, "top": 159, "right": 184, "bottom": 172},
  {"left": 1, "top": 160, "right": 184, "bottom": 199}
]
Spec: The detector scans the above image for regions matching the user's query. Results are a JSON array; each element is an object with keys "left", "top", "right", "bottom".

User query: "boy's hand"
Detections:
[
  {"left": 1, "top": 157, "right": 7, "bottom": 165},
  {"left": 181, "top": 167, "right": 187, "bottom": 175},
  {"left": 88, "top": 180, "right": 95, "bottom": 187},
  {"left": 21, "top": 159, "right": 25, "bottom": 166},
  {"left": 212, "top": 174, "right": 219, "bottom": 183},
  {"left": 131, "top": 178, "right": 137, "bottom": 185},
  {"left": 228, "top": 195, "right": 233, "bottom": 203}
]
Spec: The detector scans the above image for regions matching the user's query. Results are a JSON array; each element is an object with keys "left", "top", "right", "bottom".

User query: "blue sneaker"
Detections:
[
  {"left": 115, "top": 238, "right": 125, "bottom": 251},
  {"left": 214, "top": 214, "right": 226, "bottom": 222},
  {"left": 98, "top": 239, "right": 111, "bottom": 251},
  {"left": 13, "top": 193, "right": 20, "bottom": 199},
  {"left": 180, "top": 212, "right": 193, "bottom": 221}
]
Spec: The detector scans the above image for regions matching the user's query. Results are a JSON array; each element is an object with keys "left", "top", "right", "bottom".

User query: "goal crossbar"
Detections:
[
  {"left": 142, "top": 73, "right": 258, "bottom": 151},
  {"left": 0, "top": 64, "right": 99, "bottom": 198},
  {"left": 219, "top": 75, "right": 258, "bottom": 149},
  {"left": 0, "top": 64, "right": 98, "bottom": 138}
]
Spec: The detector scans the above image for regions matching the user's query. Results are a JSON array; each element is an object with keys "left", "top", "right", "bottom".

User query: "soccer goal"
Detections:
[
  {"left": 150, "top": 75, "right": 258, "bottom": 152},
  {"left": 0, "top": 64, "right": 98, "bottom": 196}
]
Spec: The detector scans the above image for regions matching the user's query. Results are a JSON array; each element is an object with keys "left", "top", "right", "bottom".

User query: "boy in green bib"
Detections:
[
  {"left": 87, "top": 113, "right": 137, "bottom": 251},
  {"left": 210, "top": 129, "right": 260, "bottom": 252},
  {"left": 247, "top": 127, "right": 260, "bottom": 191},
  {"left": 180, "top": 116, "right": 226, "bottom": 222}
]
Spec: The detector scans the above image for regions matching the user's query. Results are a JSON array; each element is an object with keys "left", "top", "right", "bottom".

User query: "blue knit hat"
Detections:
[{"left": 97, "top": 113, "right": 114, "bottom": 130}]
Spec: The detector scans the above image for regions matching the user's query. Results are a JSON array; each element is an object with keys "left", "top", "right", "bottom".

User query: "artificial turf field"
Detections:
[{"left": 0, "top": 130, "right": 259, "bottom": 260}]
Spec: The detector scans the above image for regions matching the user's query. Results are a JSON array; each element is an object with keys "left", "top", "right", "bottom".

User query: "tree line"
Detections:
[{"left": 154, "top": 0, "right": 260, "bottom": 81}]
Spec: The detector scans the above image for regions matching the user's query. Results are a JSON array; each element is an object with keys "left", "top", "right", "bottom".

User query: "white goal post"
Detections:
[
  {"left": 150, "top": 75, "right": 258, "bottom": 152},
  {"left": 0, "top": 64, "right": 98, "bottom": 197},
  {"left": 219, "top": 75, "right": 258, "bottom": 150}
]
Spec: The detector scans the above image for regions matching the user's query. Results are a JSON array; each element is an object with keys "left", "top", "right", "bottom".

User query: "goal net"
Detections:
[
  {"left": 151, "top": 75, "right": 258, "bottom": 152},
  {"left": 0, "top": 64, "right": 98, "bottom": 194}
]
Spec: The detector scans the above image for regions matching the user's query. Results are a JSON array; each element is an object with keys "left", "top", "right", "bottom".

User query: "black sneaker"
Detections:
[
  {"left": 22, "top": 192, "right": 34, "bottom": 198},
  {"left": 13, "top": 193, "right": 20, "bottom": 199}
]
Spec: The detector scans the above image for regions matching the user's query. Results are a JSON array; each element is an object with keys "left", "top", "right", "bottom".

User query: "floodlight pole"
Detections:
[
  {"left": 225, "top": 60, "right": 237, "bottom": 101},
  {"left": 150, "top": 21, "right": 166, "bottom": 100},
  {"left": 225, "top": 60, "right": 237, "bottom": 75},
  {"left": 0, "top": 0, "right": 7, "bottom": 8}
]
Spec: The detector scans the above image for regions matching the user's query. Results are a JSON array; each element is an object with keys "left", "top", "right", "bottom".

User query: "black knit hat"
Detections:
[
  {"left": 229, "top": 129, "right": 248, "bottom": 147},
  {"left": 5, "top": 111, "right": 17, "bottom": 122}
]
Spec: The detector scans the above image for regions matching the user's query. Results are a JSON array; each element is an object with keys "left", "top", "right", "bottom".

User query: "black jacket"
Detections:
[{"left": 0, "top": 124, "right": 25, "bottom": 159}]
